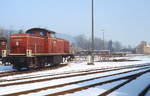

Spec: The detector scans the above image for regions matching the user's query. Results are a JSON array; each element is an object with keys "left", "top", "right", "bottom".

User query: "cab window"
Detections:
[{"left": 40, "top": 31, "right": 45, "bottom": 36}]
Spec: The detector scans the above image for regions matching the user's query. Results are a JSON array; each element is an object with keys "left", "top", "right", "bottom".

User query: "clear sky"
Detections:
[{"left": 0, "top": 0, "right": 150, "bottom": 46}]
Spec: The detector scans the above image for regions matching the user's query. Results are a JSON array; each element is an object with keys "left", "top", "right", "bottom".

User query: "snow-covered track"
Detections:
[
  {"left": 139, "top": 84, "right": 150, "bottom": 96},
  {"left": 37, "top": 69, "right": 150, "bottom": 96},
  {"left": 0, "top": 64, "right": 68, "bottom": 77},
  {"left": 0, "top": 64, "right": 150, "bottom": 87},
  {"left": 2, "top": 65, "right": 150, "bottom": 96},
  {"left": 1, "top": 63, "right": 150, "bottom": 80}
]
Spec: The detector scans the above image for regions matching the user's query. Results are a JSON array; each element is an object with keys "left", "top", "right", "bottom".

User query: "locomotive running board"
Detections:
[{"left": 8, "top": 53, "right": 73, "bottom": 56}]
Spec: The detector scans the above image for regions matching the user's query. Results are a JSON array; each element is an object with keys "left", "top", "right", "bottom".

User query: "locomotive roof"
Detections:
[{"left": 26, "top": 28, "right": 56, "bottom": 34}]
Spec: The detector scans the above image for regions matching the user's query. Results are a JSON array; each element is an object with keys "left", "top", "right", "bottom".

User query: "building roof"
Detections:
[{"left": 136, "top": 41, "right": 150, "bottom": 48}]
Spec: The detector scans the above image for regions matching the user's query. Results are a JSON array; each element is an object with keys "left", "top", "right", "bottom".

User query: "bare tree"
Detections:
[
  {"left": 0, "top": 28, "right": 5, "bottom": 37},
  {"left": 108, "top": 40, "right": 113, "bottom": 52},
  {"left": 74, "top": 34, "right": 125, "bottom": 52},
  {"left": 74, "top": 35, "right": 90, "bottom": 50},
  {"left": 113, "top": 41, "right": 122, "bottom": 52}
]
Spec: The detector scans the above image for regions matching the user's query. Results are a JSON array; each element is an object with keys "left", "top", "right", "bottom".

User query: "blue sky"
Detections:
[{"left": 0, "top": 0, "right": 150, "bottom": 46}]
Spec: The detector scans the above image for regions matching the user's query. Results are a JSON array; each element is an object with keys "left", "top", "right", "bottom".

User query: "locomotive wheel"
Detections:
[
  {"left": 11, "top": 57, "right": 30, "bottom": 70},
  {"left": 51, "top": 56, "right": 63, "bottom": 66},
  {"left": 35, "top": 57, "right": 46, "bottom": 68}
]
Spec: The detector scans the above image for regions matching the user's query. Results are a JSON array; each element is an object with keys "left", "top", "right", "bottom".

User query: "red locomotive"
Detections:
[
  {"left": 2, "top": 28, "right": 73, "bottom": 70},
  {"left": 0, "top": 38, "right": 7, "bottom": 58}
]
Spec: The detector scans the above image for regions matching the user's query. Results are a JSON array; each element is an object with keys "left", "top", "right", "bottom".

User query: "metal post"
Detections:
[
  {"left": 88, "top": 0, "right": 94, "bottom": 65},
  {"left": 103, "top": 30, "right": 105, "bottom": 50}
]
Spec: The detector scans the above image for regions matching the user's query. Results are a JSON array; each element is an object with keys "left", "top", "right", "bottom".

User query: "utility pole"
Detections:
[
  {"left": 102, "top": 29, "right": 105, "bottom": 50},
  {"left": 88, "top": 0, "right": 94, "bottom": 65}
]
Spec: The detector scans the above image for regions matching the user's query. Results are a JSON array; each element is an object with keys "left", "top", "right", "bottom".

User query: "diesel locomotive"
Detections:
[{"left": 1, "top": 28, "right": 73, "bottom": 70}]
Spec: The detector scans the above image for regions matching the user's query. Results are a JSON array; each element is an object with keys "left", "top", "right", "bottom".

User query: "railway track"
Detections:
[
  {"left": 0, "top": 64, "right": 150, "bottom": 87},
  {"left": 1, "top": 63, "right": 150, "bottom": 79},
  {"left": 139, "top": 84, "right": 150, "bottom": 96},
  {"left": 0, "top": 64, "right": 68, "bottom": 77},
  {"left": 0, "top": 61, "right": 147, "bottom": 77},
  {"left": 1, "top": 64, "right": 150, "bottom": 96}
]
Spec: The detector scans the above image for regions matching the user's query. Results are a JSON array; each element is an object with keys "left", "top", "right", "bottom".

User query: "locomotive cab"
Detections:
[{"left": 26, "top": 28, "right": 56, "bottom": 38}]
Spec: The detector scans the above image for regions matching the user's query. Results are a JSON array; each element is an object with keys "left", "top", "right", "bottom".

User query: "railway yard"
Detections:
[
  {"left": 0, "top": 0, "right": 150, "bottom": 96},
  {"left": 0, "top": 56, "right": 150, "bottom": 96}
]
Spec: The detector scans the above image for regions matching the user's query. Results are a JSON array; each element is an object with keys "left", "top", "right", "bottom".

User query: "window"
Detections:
[
  {"left": 51, "top": 33, "right": 56, "bottom": 38},
  {"left": 40, "top": 31, "right": 45, "bottom": 36},
  {"left": 27, "top": 32, "right": 34, "bottom": 36}
]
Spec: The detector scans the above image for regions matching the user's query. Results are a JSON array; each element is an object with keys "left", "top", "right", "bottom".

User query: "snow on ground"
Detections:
[
  {"left": 108, "top": 72, "right": 150, "bottom": 96},
  {"left": 65, "top": 69, "right": 150, "bottom": 96},
  {"left": 1, "top": 67, "right": 148, "bottom": 95},
  {"left": 0, "top": 66, "right": 14, "bottom": 72},
  {"left": 0, "top": 55, "right": 150, "bottom": 96},
  {"left": 1, "top": 55, "right": 150, "bottom": 80},
  {"left": 0, "top": 66, "right": 145, "bottom": 86},
  {"left": 0, "top": 61, "right": 14, "bottom": 72},
  {"left": 145, "top": 89, "right": 150, "bottom": 96},
  {"left": 63, "top": 80, "right": 126, "bottom": 96},
  {"left": 0, "top": 67, "right": 143, "bottom": 85},
  {"left": 19, "top": 68, "right": 149, "bottom": 96}
]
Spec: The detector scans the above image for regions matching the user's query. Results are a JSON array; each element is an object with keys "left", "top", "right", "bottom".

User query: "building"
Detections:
[{"left": 136, "top": 41, "right": 150, "bottom": 54}]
